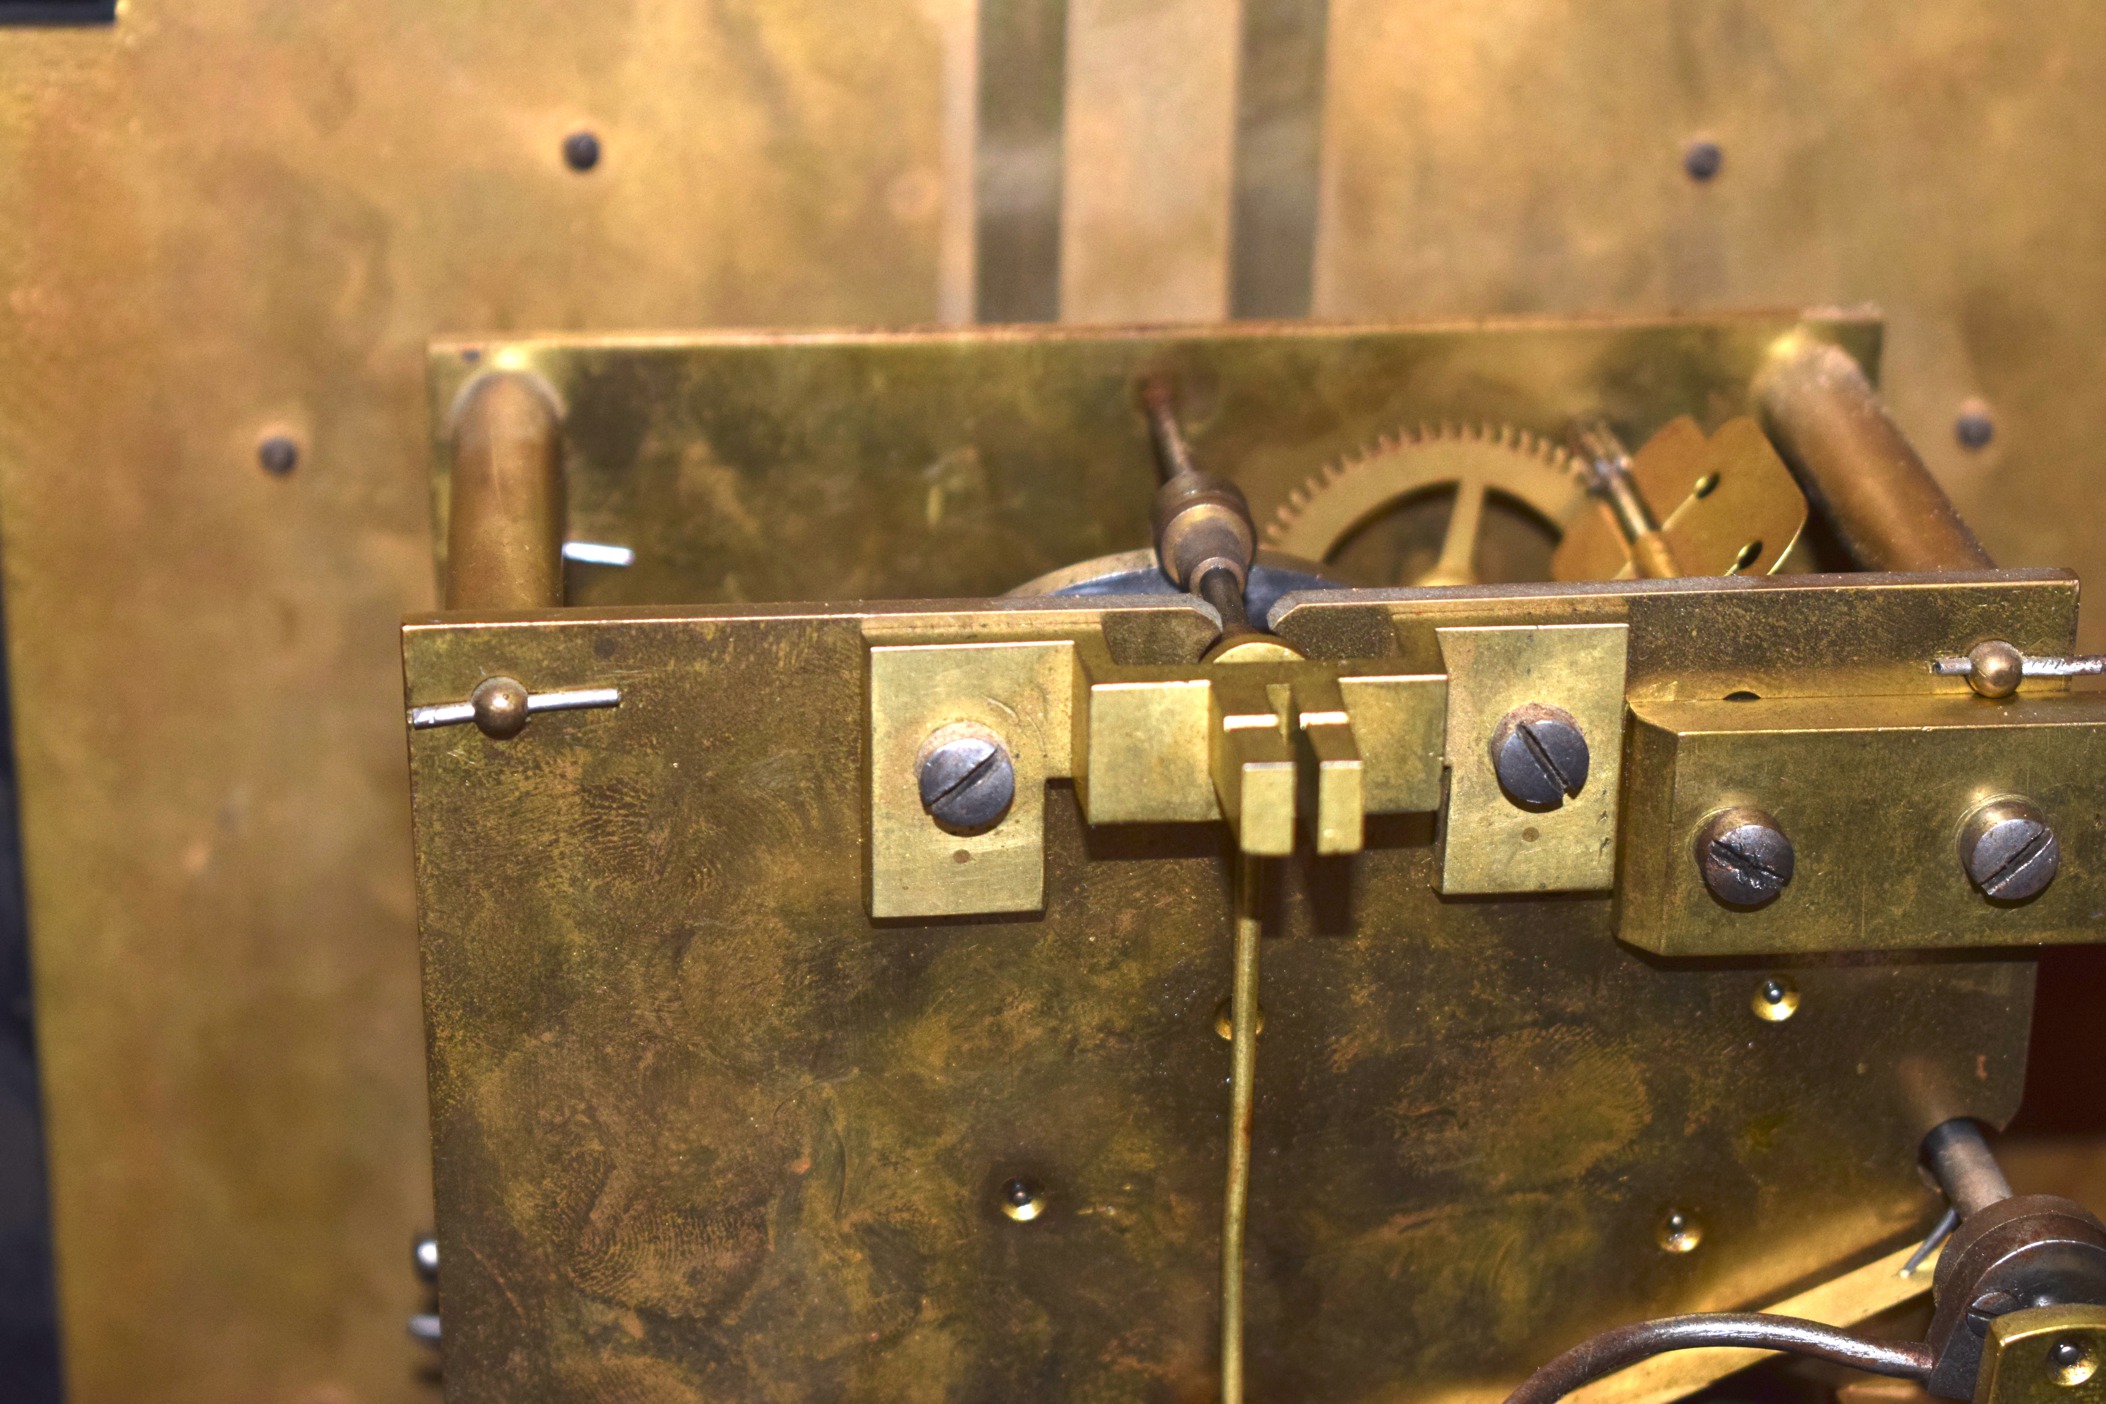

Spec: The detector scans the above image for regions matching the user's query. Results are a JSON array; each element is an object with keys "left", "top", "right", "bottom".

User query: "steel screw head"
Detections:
[
  {"left": 1966, "top": 639, "right": 2024, "bottom": 700},
  {"left": 1695, "top": 807, "right": 1795, "bottom": 908},
  {"left": 470, "top": 676, "right": 531, "bottom": 739},
  {"left": 918, "top": 724, "right": 1015, "bottom": 834},
  {"left": 1960, "top": 797, "right": 2059, "bottom": 902},
  {"left": 1489, "top": 703, "right": 1590, "bottom": 810}
]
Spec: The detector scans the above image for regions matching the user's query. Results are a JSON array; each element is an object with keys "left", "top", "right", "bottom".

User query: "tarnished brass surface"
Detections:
[
  {"left": 1555, "top": 417, "right": 1808, "bottom": 582},
  {"left": 1622, "top": 694, "right": 2106, "bottom": 956},
  {"left": 0, "top": 8, "right": 947, "bottom": 1402},
  {"left": 1566, "top": 1240, "right": 1941, "bottom": 1404},
  {"left": 408, "top": 583, "right": 2041, "bottom": 1401},
  {"left": 425, "top": 313, "right": 1881, "bottom": 606},
  {"left": 1435, "top": 623, "right": 1629, "bottom": 894},
  {"left": 12, "top": 7, "right": 2106, "bottom": 1403},
  {"left": 1312, "top": 3, "right": 2106, "bottom": 647},
  {"left": 1977, "top": 1304, "right": 2106, "bottom": 1404}
]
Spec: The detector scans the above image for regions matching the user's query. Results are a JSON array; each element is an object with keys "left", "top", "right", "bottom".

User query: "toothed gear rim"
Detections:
[{"left": 1264, "top": 422, "right": 1592, "bottom": 587}]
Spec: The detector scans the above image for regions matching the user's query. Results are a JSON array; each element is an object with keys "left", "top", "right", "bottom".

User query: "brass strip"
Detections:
[
  {"left": 1061, "top": 0, "right": 1240, "bottom": 322},
  {"left": 1230, "top": 0, "right": 1330, "bottom": 317},
  {"left": 975, "top": 0, "right": 1068, "bottom": 322},
  {"left": 1220, "top": 852, "right": 1265, "bottom": 1404}
]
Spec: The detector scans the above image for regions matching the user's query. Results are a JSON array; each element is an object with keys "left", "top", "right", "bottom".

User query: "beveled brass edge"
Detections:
[
  {"left": 427, "top": 306, "right": 1882, "bottom": 358},
  {"left": 1270, "top": 566, "right": 2079, "bottom": 628},
  {"left": 400, "top": 594, "right": 1220, "bottom": 635}
]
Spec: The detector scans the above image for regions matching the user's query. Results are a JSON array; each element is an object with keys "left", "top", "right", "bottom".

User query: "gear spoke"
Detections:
[{"left": 1422, "top": 476, "right": 1487, "bottom": 586}]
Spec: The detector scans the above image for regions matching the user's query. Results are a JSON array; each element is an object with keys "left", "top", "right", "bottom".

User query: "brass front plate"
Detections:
[
  {"left": 408, "top": 581, "right": 2042, "bottom": 1401},
  {"left": 424, "top": 313, "right": 1880, "bottom": 606},
  {"left": 1622, "top": 694, "right": 2106, "bottom": 956}
]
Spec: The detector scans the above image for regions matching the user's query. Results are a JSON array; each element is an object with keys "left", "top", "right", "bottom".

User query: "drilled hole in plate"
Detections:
[
  {"left": 1692, "top": 471, "right": 1721, "bottom": 499},
  {"left": 1727, "top": 539, "right": 1764, "bottom": 574},
  {"left": 1752, "top": 976, "right": 1800, "bottom": 1022},
  {"left": 2050, "top": 1337, "right": 2099, "bottom": 1387},
  {"left": 1657, "top": 1208, "right": 1703, "bottom": 1253}
]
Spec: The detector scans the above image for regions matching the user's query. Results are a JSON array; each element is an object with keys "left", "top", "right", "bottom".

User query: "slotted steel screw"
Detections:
[
  {"left": 1696, "top": 807, "right": 1795, "bottom": 908},
  {"left": 1489, "top": 703, "right": 1591, "bottom": 810},
  {"left": 918, "top": 725, "right": 1016, "bottom": 834},
  {"left": 1960, "top": 798, "right": 2059, "bottom": 902}
]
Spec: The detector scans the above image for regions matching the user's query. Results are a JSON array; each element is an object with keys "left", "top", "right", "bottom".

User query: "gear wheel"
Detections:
[{"left": 1265, "top": 422, "right": 1591, "bottom": 587}]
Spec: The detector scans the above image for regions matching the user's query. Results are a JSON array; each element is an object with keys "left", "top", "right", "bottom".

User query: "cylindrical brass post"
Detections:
[
  {"left": 446, "top": 372, "right": 566, "bottom": 609},
  {"left": 1754, "top": 337, "right": 1993, "bottom": 573}
]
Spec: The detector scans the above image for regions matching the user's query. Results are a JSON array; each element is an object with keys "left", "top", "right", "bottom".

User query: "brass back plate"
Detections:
[{"left": 424, "top": 313, "right": 1880, "bottom": 604}]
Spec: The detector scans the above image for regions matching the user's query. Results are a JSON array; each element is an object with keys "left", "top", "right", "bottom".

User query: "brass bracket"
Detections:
[
  {"left": 866, "top": 626, "right": 1449, "bottom": 918},
  {"left": 867, "top": 639, "right": 1077, "bottom": 920},
  {"left": 866, "top": 617, "right": 1642, "bottom": 917},
  {"left": 1620, "top": 693, "right": 2106, "bottom": 955},
  {"left": 1436, "top": 623, "right": 1631, "bottom": 894},
  {"left": 1977, "top": 1304, "right": 2106, "bottom": 1404}
]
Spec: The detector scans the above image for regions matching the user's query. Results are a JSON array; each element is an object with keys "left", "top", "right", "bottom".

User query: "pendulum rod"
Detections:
[{"left": 1221, "top": 852, "right": 1265, "bottom": 1404}]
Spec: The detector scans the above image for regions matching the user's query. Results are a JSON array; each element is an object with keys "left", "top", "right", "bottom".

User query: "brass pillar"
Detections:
[
  {"left": 446, "top": 372, "right": 566, "bottom": 609},
  {"left": 1755, "top": 337, "right": 1993, "bottom": 573}
]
